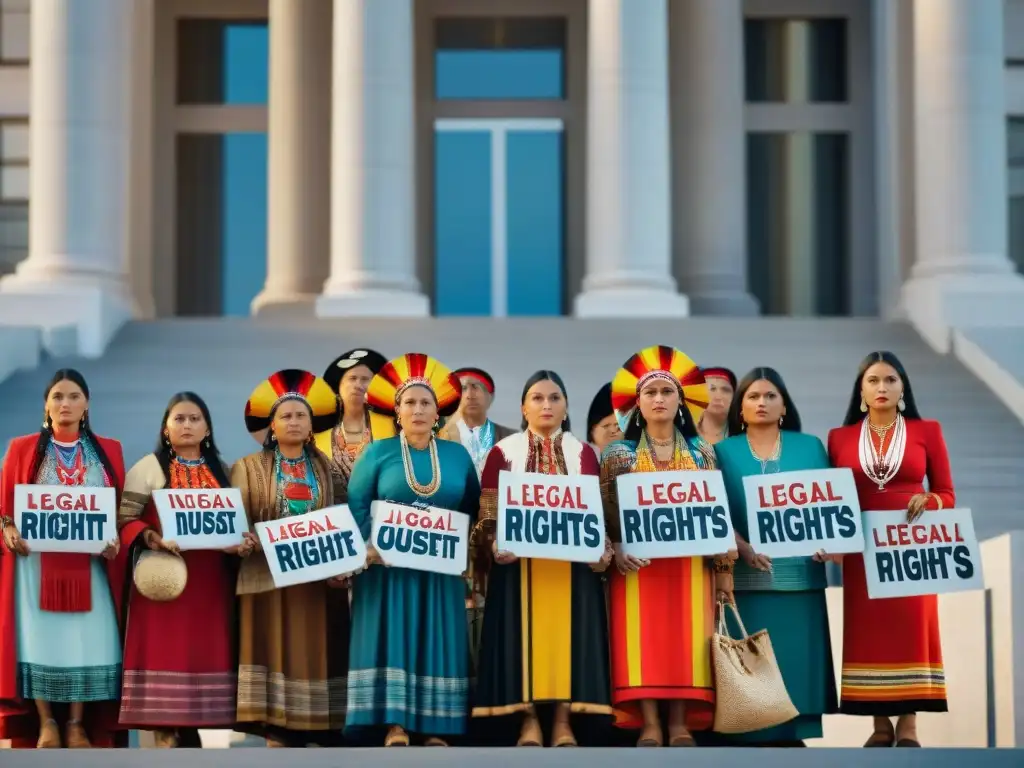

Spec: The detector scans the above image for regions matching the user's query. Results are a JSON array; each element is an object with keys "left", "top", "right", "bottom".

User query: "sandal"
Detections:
[
  {"left": 637, "top": 724, "right": 663, "bottom": 747},
  {"left": 36, "top": 718, "right": 60, "bottom": 749},
  {"left": 668, "top": 730, "right": 696, "bottom": 747},
  {"left": 153, "top": 729, "right": 179, "bottom": 748},
  {"left": 864, "top": 730, "right": 895, "bottom": 748},
  {"left": 551, "top": 721, "right": 577, "bottom": 747},
  {"left": 516, "top": 715, "right": 542, "bottom": 747},
  {"left": 65, "top": 719, "right": 91, "bottom": 749},
  {"left": 424, "top": 736, "right": 449, "bottom": 747},
  {"left": 385, "top": 725, "right": 409, "bottom": 747}
]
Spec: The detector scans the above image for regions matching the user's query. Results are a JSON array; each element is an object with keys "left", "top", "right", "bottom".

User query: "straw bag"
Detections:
[
  {"left": 134, "top": 549, "right": 188, "bottom": 602},
  {"left": 712, "top": 601, "right": 798, "bottom": 734}
]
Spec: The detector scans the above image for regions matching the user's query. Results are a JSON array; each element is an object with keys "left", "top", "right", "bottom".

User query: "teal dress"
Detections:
[
  {"left": 345, "top": 437, "right": 481, "bottom": 737},
  {"left": 711, "top": 432, "right": 838, "bottom": 744}
]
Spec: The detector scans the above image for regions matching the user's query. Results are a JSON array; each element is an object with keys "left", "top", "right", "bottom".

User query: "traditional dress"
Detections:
[
  {"left": 0, "top": 431, "right": 127, "bottom": 747},
  {"left": 235, "top": 368, "right": 348, "bottom": 744},
  {"left": 828, "top": 416, "right": 954, "bottom": 715},
  {"left": 713, "top": 431, "right": 838, "bottom": 742},
  {"left": 471, "top": 430, "right": 613, "bottom": 727},
  {"left": 600, "top": 345, "right": 731, "bottom": 733},
  {"left": 116, "top": 452, "right": 237, "bottom": 730},
  {"left": 346, "top": 352, "right": 479, "bottom": 738}
]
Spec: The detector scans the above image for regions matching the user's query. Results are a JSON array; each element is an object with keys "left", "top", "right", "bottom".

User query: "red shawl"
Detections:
[{"left": 0, "top": 432, "right": 127, "bottom": 745}]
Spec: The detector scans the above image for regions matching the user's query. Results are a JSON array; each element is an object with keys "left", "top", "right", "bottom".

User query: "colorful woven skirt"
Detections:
[
  {"left": 608, "top": 556, "right": 715, "bottom": 731},
  {"left": 840, "top": 554, "right": 947, "bottom": 715}
]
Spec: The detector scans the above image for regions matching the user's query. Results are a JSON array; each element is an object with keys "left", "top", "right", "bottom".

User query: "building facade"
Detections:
[{"left": 0, "top": 0, "right": 1022, "bottom": 350}]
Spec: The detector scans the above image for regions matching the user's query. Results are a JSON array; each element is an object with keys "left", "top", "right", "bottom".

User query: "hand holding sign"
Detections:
[
  {"left": 492, "top": 540, "right": 518, "bottom": 565},
  {"left": 906, "top": 493, "right": 931, "bottom": 523},
  {"left": 3, "top": 523, "right": 29, "bottom": 556}
]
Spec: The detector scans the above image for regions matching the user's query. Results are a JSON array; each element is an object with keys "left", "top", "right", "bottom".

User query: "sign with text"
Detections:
[
  {"left": 615, "top": 470, "right": 734, "bottom": 559},
  {"left": 370, "top": 501, "right": 469, "bottom": 576},
  {"left": 742, "top": 469, "right": 863, "bottom": 559},
  {"left": 863, "top": 509, "right": 984, "bottom": 599},
  {"left": 13, "top": 485, "right": 117, "bottom": 554},
  {"left": 497, "top": 471, "right": 605, "bottom": 563},
  {"left": 153, "top": 488, "right": 248, "bottom": 551},
  {"left": 255, "top": 504, "right": 366, "bottom": 588}
]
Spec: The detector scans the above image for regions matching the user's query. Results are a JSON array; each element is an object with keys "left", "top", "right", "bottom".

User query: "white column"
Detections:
[
  {"left": 0, "top": 0, "right": 135, "bottom": 356},
  {"left": 316, "top": 0, "right": 428, "bottom": 317},
  {"left": 253, "top": 0, "right": 332, "bottom": 316},
  {"left": 671, "top": 0, "right": 758, "bottom": 316},
  {"left": 904, "top": 0, "right": 1024, "bottom": 351},
  {"left": 575, "top": 0, "right": 688, "bottom": 318}
]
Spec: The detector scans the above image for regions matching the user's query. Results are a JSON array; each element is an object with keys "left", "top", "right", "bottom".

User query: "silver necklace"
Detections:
[
  {"left": 747, "top": 432, "right": 782, "bottom": 474},
  {"left": 858, "top": 414, "right": 906, "bottom": 490}
]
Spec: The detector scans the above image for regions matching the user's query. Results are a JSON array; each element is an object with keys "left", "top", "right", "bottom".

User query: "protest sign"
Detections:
[
  {"left": 153, "top": 488, "right": 248, "bottom": 551},
  {"left": 255, "top": 504, "right": 366, "bottom": 588},
  {"left": 742, "top": 469, "right": 863, "bottom": 558},
  {"left": 370, "top": 501, "right": 469, "bottom": 576},
  {"left": 863, "top": 509, "right": 984, "bottom": 599},
  {"left": 615, "top": 470, "right": 734, "bottom": 559},
  {"left": 496, "top": 471, "right": 605, "bottom": 563},
  {"left": 14, "top": 485, "right": 117, "bottom": 554}
]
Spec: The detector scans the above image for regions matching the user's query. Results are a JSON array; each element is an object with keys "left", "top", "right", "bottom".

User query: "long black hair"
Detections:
[
  {"left": 261, "top": 396, "right": 316, "bottom": 450},
  {"left": 623, "top": 376, "right": 700, "bottom": 443},
  {"left": 155, "top": 391, "right": 231, "bottom": 488},
  {"left": 30, "top": 368, "right": 118, "bottom": 484},
  {"left": 728, "top": 367, "right": 803, "bottom": 435},
  {"left": 842, "top": 351, "right": 923, "bottom": 426},
  {"left": 520, "top": 370, "right": 571, "bottom": 432}
]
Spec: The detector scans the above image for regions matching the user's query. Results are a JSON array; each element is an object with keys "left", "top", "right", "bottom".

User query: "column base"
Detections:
[
  {"left": 902, "top": 272, "right": 1024, "bottom": 353},
  {"left": 0, "top": 272, "right": 134, "bottom": 358},
  {"left": 574, "top": 287, "right": 690, "bottom": 318},
  {"left": 316, "top": 287, "right": 430, "bottom": 318},
  {"left": 250, "top": 289, "right": 319, "bottom": 318},
  {"left": 686, "top": 289, "right": 760, "bottom": 317}
]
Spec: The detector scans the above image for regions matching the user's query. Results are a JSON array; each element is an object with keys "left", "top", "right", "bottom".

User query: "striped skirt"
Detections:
[{"left": 608, "top": 556, "right": 715, "bottom": 731}]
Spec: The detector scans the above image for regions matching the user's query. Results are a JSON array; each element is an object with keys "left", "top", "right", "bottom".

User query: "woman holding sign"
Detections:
[
  {"left": 599, "top": 346, "right": 736, "bottom": 747},
  {"left": 828, "top": 351, "right": 955, "bottom": 748},
  {"left": 233, "top": 369, "right": 348, "bottom": 747},
  {"left": 711, "top": 367, "right": 838, "bottom": 746},
  {"left": 115, "top": 392, "right": 237, "bottom": 746},
  {"left": 0, "top": 368, "right": 126, "bottom": 749},
  {"left": 472, "top": 370, "right": 613, "bottom": 748},
  {"left": 346, "top": 353, "right": 481, "bottom": 747}
]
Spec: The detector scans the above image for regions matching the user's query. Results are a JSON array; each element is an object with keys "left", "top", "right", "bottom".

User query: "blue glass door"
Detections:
[{"left": 434, "top": 119, "right": 564, "bottom": 316}]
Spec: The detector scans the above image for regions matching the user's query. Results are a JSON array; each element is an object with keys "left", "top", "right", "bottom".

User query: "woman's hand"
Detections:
[
  {"left": 144, "top": 530, "right": 179, "bottom": 554},
  {"left": 907, "top": 493, "right": 931, "bottom": 523},
  {"left": 101, "top": 538, "right": 120, "bottom": 561},
  {"left": 492, "top": 540, "right": 517, "bottom": 565},
  {"left": 591, "top": 537, "right": 614, "bottom": 573},
  {"left": 738, "top": 539, "right": 771, "bottom": 572},
  {"left": 613, "top": 543, "right": 648, "bottom": 575},
  {"left": 365, "top": 545, "right": 389, "bottom": 567},
  {"left": 326, "top": 575, "right": 349, "bottom": 589},
  {"left": 236, "top": 531, "right": 261, "bottom": 558},
  {"left": 715, "top": 570, "right": 735, "bottom": 605},
  {"left": 2, "top": 523, "right": 29, "bottom": 556},
  {"left": 812, "top": 549, "right": 843, "bottom": 564}
]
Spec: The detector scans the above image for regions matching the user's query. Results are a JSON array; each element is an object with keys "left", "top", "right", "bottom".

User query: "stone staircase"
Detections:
[{"left": 0, "top": 316, "right": 1020, "bottom": 541}]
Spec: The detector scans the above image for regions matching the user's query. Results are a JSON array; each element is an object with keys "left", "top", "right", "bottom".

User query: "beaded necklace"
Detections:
[{"left": 400, "top": 432, "right": 442, "bottom": 499}]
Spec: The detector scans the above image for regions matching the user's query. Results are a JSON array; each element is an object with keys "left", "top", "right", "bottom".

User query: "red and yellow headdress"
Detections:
[
  {"left": 245, "top": 368, "right": 339, "bottom": 444},
  {"left": 366, "top": 353, "right": 462, "bottom": 440},
  {"left": 611, "top": 345, "right": 708, "bottom": 432}
]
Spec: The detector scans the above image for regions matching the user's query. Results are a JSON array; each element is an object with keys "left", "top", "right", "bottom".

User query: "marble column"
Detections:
[
  {"left": 670, "top": 0, "right": 758, "bottom": 316},
  {"left": 904, "top": 0, "right": 1024, "bottom": 351},
  {"left": 575, "top": 0, "right": 689, "bottom": 317},
  {"left": 253, "top": 0, "right": 332, "bottom": 316},
  {"left": 316, "top": 0, "right": 428, "bottom": 317},
  {"left": 0, "top": 0, "right": 135, "bottom": 356}
]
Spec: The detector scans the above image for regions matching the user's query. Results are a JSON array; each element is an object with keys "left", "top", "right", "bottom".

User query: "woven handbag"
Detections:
[
  {"left": 711, "top": 601, "right": 798, "bottom": 734},
  {"left": 134, "top": 549, "right": 188, "bottom": 602}
]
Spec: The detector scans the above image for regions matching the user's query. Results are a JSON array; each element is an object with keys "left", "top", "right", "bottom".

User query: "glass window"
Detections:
[
  {"left": 1009, "top": 118, "right": 1024, "bottom": 274},
  {"left": 747, "top": 132, "right": 850, "bottom": 316},
  {"left": 434, "top": 17, "right": 566, "bottom": 100},
  {"left": 0, "top": 119, "right": 28, "bottom": 202},
  {"left": 0, "top": 8, "right": 29, "bottom": 63},
  {"left": 177, "top": 20, "right": 269, "bottom": 105},
  {"left": 744, "top": 18, "right": 847, "bottom": 103}
]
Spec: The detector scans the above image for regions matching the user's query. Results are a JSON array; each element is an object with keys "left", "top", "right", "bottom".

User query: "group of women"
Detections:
[{"left": 0, "top": 344, "right": 955, "bottom": 750}]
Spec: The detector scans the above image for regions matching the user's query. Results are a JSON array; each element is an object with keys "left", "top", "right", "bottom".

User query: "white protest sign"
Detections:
[
  {"left": 14, "top": 485, "right": 117, "bottom": 554},
  {"left": 615, "top": 470, "right": 734, "bottom": 559},
  {"left": 742, "top": 468, "right": 863, "bottom": 559},
  {"left": 153, "top": 488, "right": 248, "bottom": 551},
  {"left": 370, "top": 501, "right": 469, "bottom": 576},
  {"left": 863, "top": 509, "right": 984, "bottom": 599},
  {"left": 255, "top": 504, "right": 366, "bottom": 588},
  {"left": 497, "top": 471, "right": 605, "bottom": 563}
]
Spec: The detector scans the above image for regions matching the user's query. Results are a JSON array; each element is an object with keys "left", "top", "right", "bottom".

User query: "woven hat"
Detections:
[
  {"left": 134, "top": 550, "right": 187, "bottom": 602},
  {"left": 366, "top": 353, "right": 462, "bottom": 440},
  {"left": 244, "top": 368, "right": 338, "bottom": 444},
  {"left": 611, "top": 345, "right": 709, "bottom": 432},
  {"left": 323, "top": 348, "right": 388, "bottom": 394}
]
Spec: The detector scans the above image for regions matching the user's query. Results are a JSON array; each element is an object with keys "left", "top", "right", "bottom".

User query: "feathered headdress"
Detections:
[
  {"left": 611, "top": 345, "right": 708, "bottom": 432},
  {"left": 244, "top": 368, "right": 338, "bottom": 444},
  {"left": 366, "top": 353, "right": 462, "bottom": 440}
]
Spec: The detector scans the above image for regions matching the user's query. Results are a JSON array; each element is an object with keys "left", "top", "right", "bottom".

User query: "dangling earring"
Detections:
[
  {"left": 898, "top": 397, "right": 906, "bottom": 413},
  {"left": 860, "top": 398, "right": 867, "bottom": 413},
  {"left": 163, "top": 433, "right": 170, "bottom": 446},
  {"left": 203, "top": 436, "right": 211, "bottom": 449},
  {"left": 779, "top": 416, "right": 784, "bottom": 427},
  {"left": 80, "top": 412, "right": 87, "bottom": 429},
  {"left": 270, "top": 432, "right": 277, "bottom": 442},
  {"left": 635, "top": 412, "right": 641, "bottom": 427}
]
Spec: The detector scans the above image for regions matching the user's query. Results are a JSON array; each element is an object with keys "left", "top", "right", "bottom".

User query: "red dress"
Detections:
[
  {"left": 117, "top": 456, "right": 237, "bottom": 729},
  {"left": 0, "top": 432, "right": 128, "bottom": 748},
  {"left": 827, "top": 418, "right": 954, "bottom": 715}
]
